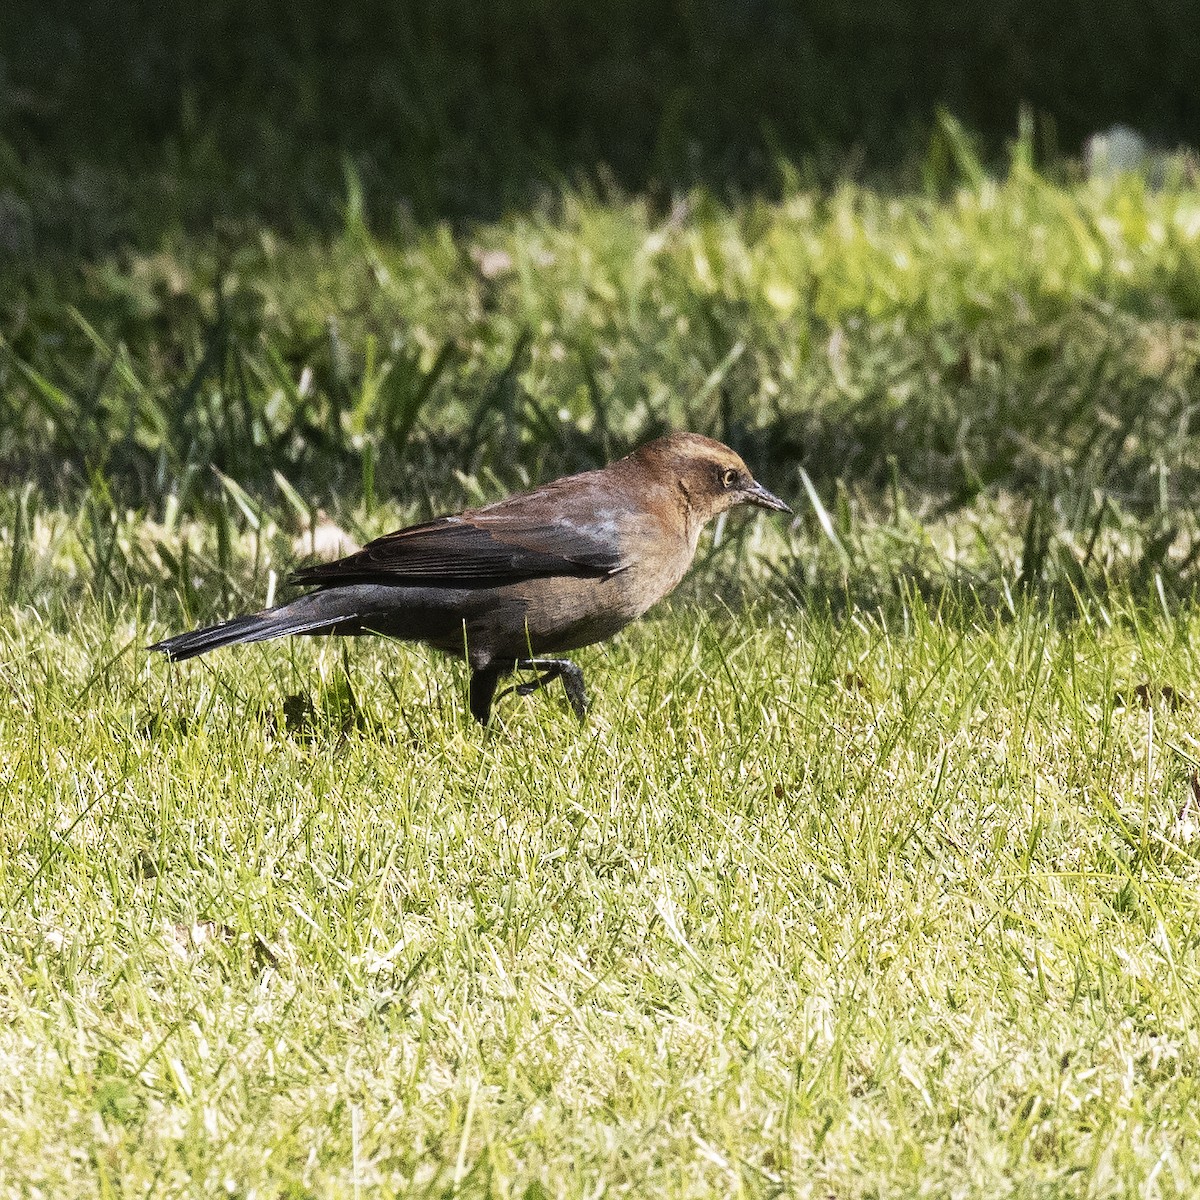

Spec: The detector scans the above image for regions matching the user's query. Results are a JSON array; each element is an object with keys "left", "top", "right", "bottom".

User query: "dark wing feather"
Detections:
[{"left": 290, "top": 514, "right": 626, "bottom": 590}]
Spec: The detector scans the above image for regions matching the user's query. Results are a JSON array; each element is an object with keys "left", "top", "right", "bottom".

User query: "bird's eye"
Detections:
[{"left": 721, "top": 468, "right": 739, "bottom": 489}]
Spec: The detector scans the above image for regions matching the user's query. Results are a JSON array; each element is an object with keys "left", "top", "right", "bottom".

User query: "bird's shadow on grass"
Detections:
[{"left": 141, "top": 645, "right": 402, "bottom": 746}]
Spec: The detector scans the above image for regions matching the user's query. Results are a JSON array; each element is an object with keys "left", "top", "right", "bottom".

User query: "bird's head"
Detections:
[{"left": 631, "top": 432, "right": 791, "bottom": 524}]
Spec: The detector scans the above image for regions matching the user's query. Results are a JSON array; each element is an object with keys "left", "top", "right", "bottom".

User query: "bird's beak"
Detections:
[{"left": 743, "top": 481, "right": 792, "bottom": 513}]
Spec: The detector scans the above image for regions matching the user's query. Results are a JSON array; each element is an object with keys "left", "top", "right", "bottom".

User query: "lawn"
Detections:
[{"left": 4, "top": 149, "right": 1200, "bottom": 1195}]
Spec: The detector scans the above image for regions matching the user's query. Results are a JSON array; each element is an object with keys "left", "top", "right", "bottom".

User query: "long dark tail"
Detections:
[{"left": 150, "top": 590, "right": 366, "bottom": 662}]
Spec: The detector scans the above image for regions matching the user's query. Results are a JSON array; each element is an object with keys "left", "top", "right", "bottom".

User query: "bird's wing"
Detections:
[{"left": 289, "top": 511, "right": 628, "bottom": 590}]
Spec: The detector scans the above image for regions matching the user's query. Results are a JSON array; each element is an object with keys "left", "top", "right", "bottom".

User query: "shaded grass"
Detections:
[
  {"left": 5, "top": 163, "right": 1200, "bottom": 629},
  {"left": 4, "top": 162, "right": 1200, "bottom": 519}
]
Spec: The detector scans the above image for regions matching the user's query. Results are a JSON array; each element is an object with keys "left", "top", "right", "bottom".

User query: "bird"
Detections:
[{"left": 150, "top": 432, "right": 791, "bottom": 723}]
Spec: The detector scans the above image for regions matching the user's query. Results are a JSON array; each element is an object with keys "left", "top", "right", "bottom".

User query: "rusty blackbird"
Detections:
[{"left": 151, "top": 432, "right": 791, "bottom": 722}]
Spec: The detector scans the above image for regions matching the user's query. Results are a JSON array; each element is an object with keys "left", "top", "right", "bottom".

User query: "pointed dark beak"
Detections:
[{"left": 743, "top": 480, "right": 792, "bottom": 513}]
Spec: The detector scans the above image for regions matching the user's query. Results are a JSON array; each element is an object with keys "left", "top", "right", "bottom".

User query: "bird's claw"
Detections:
[
  {"left": 512, "top": 674, "right": 552, "bottom": 697},
  {"left": 501, "top": 658, "right": 589, "bottom": 720}
]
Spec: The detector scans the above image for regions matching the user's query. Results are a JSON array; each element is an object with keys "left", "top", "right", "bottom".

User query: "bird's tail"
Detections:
[{"left": 150, "top": 591, "right": 364, "bottom": 662}]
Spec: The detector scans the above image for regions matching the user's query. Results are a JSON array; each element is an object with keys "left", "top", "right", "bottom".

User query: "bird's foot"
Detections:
[{"left": 504, "top": 658, "right": 589, "bottom": 720}]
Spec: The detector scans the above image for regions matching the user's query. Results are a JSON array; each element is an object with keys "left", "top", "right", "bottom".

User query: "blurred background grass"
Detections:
[{"left": 4, "top": 0, "right": 1198, "bottom": 243}]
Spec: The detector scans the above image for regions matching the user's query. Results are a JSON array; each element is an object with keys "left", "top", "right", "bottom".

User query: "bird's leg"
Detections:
[
  {"left": 468, "top": 664, "right": 508, "bottom": 724},
  {"left": 509, "top": 657, "right": 589, "bottom": 720}
]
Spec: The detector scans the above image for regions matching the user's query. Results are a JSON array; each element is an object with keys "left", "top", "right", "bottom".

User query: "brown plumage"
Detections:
[{"left": 151, "top": 432, "right": 790, "bottom": 722}]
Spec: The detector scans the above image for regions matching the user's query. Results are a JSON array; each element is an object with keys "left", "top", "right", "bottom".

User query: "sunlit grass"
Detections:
[{"left": 3, "top": 563, "right": 1200, "bottom": 1194}]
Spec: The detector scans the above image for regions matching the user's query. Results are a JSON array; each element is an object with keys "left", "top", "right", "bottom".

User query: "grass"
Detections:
[
  {"left": 5, "top": 580, "right": 1200, "bottom": 1195},
  {"left": 4, "top": 148, "right": 1200, "bottom": 1194}
]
